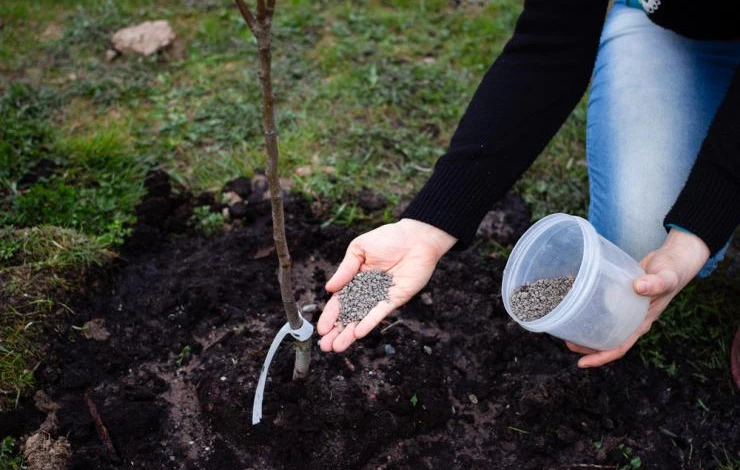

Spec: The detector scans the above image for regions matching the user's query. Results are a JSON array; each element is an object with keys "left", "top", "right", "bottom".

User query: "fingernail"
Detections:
[{"left": 637, "top": 280, "right": 649, "bottom": 294}]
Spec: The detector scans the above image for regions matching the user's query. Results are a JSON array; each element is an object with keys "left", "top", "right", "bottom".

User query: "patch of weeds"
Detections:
[
  {"left": 59, "top": 0, "right": 136, "bottom": 55},
  {"left": 617, "top": 444, "right": 642, "bottom": 470},
  {"left": 0, "top": 226, "right": 111, "bottom": 272},
  {"left": 712, "top": 443, "right": 740, "bottom": 470},
  {"left": 189, "top": 9, "right": 252, "bottom": 59},
  {"left": 155, "top": 87, "right": 268, "bottom": 151},
  {"left": 2, "top": 130, "right": 147, "bottom": 247},
  {"left": 0, "top": 436, "right": 24, "bottom": 470},
  {"left": 0, "top": 84, "right": 61, "bottom": 192},
  {"left": 0, "top": 323, "right": 37, "bottom": 411},
  {"left": 0, "top": 226, "right": 111, "bottom": 407},
  {"left": 637, "top": 266, "right": 740, "bottom": 384},
  {"left": 63, "top": 63, "right": 157, "bottom": 108},
  {"left": 175, "top": 344, "right": 192, "bottom": 367},
  {"left": 189, "top": 206, "right": 224, "bottom": 237},
  {"left": 515, "top": 100, "right": 589, "bottom": 220},
  {"left": 320, "top": 203, "right": 365, "bottom": 229}
]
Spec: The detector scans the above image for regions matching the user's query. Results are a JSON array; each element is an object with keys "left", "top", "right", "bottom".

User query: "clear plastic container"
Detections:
[{"left": 502, "top": 213, "right": 649, "bottom": 350}]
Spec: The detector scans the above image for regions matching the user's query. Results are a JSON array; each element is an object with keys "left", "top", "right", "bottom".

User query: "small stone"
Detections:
[
  {"left": 469, "top": 394, "right": 478, "bottom": 404},
  {"left": 420, "top": 292, "right": 433, "bottom": 305},
  {"left": 112, "top": 20, "right": 175, "bottom": 56},
  {"left": 220, "top": 376, "right": 227, "bottom": 382},
  {"left": 301, "top": 304, "right": 318, "bottom": 314},
  {"left": 105, "top": 49, "right": 119, "bottom": 62},
  {"left": 295, "top": 166, "right": 312, "bottom": 177},
  {"left": 383, "top": 344, "right": 396, "bottom": 356},
  {"left": 423, "top": 345, "right": 432, "bottom": 355}
]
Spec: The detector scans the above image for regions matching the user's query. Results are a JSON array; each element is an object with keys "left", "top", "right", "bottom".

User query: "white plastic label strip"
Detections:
[{"left": 252, "top": 313, "right": 314, "bottom": 425}]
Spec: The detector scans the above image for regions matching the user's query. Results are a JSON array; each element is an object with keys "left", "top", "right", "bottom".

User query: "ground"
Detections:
[
  {"left": 1, "top": 0, "right": 739, "bottom": 468},
  {"left": 2, "top": 176, "right": 738, "bottom": 470}
]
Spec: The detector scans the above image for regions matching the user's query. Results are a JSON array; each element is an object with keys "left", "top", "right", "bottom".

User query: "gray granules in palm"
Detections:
[
  {"left": 510, "top": 276, "right": 575, "bottom": 322},
  {"left": 338, "top": 270, "right": 393, "bottom": 325}
]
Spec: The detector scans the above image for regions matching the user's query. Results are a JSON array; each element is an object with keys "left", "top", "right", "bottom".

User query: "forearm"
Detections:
[
  {"left": 664, "top": 65, "right": 740, "bottom": 255},
  {"left": 402, "top": 0, "right": 609, "bottom": 248}
]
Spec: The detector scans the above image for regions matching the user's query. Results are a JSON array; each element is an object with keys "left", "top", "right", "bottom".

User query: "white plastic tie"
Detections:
[{"left": 252, "top": 313, "right": 314, "bottom": 425}]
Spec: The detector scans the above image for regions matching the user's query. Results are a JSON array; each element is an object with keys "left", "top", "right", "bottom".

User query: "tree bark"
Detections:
[{"left": 234, "top": 0, "right": 311, "bottom": 380}]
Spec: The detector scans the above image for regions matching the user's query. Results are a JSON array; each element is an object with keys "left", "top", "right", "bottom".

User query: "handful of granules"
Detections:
[
  {"left": 338, "top": 270, "right": 393, "bottom": 325},
  {"left": 510, "top": 275, "right": 574, "bottom": 321}
]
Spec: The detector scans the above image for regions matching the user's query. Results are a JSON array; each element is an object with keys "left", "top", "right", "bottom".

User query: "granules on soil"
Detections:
[
  {"left": 510, "top": 276, "right": 574, "bottom": 321},
  {"left": 338, "top": 270, "right": 393, "bottom": 325}
]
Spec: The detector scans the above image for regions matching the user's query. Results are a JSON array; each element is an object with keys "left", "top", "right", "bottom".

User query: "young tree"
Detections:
[{"left": 233, "top": 0, "right": 312, "bottom": 380}]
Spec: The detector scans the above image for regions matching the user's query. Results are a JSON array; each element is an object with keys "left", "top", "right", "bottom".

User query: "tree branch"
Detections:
[
  {"left": 233, "top": 0, "right": 257, "bottom": 33},
  {"left": 256, "top": 0, "right": 266, "bottom": 21}
]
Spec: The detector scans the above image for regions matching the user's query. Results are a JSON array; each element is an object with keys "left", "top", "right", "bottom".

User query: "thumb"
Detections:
[
  {"left": 326, "top": 242, "right": 364, "bottom": 293},
  {"left": 634, "top": 269, "right": 679, "bottom": 297}
]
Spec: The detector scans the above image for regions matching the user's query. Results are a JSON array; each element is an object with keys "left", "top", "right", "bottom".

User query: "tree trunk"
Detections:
[{"left": 234, "top": 0, "right": 311, "bottom": 380}]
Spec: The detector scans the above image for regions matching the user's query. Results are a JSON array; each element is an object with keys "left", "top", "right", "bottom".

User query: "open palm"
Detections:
[{"left": 317, "top": 219, "right": 456, "bottom": 352}]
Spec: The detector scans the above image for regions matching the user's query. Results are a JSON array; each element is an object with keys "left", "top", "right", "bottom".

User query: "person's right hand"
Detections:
[{"left": 317, "top": 218, "right": 457, "bottom": 352}]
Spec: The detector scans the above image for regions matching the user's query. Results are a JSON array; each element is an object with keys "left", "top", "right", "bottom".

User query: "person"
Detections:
[{"left": 317, "top": 0, "right": 740, "bottom": 372}]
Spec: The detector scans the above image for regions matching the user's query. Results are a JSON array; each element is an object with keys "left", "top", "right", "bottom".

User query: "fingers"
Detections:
[
  {"left": 319, "top": 322, "right": 357, "bottom": 353},
  {"left": 317, "top": 295, "right": 340, "bottom": 336},
  {"left": 571, "top": 326, "right": 644, "bottom": 368},
  {"left": 317, "top": 295, "right": 396, "bottom": 352},
  {"left": 332, "top": 322, "right": 357, "bottom": 352},
  {"left": 634, "top": 269, "right": 680, "bottom": 297},
  {"left": 317, "top": 296, "right": 358, "bottom": 352},
  {"left": 318, "top": 326, "right": 341, "bottom": 352},
  {"left": 325, "top": 243, "right": 364, "bottom": 293},
  {"left": 355, "top": 300, "right": 397, "bottom": 339},
  {"left": 577, "top": 347, "right": 628, "bottom": 368},
  {"left": 565, "top": 341, "right": 598, "bottom": 355}
]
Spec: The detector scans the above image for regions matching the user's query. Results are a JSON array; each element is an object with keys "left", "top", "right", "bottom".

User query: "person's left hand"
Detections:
[{"left": 565, "top": 228, "right": 711, "bottom": 368}]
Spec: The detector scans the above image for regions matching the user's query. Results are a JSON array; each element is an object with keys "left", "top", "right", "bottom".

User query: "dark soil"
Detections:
[{"left": 2, "top": 174, "right": 738, "bottom": 470}]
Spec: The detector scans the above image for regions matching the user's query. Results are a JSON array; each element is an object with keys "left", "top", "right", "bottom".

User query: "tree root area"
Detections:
[{"left": 2, "top": 185, "right": 737, "bottom": 470}]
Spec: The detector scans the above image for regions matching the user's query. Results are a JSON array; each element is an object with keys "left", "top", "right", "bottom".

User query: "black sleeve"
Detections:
[
  {"left": 664, "top": 65, "right": 740, "bottom": 255},
  {"left": 400, "top": 0, "right": 609, "bottom": 248}
]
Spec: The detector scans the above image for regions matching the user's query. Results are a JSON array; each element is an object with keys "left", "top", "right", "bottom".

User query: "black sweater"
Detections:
[{"left": 401, "top": 0, "right": 740, "bottom": 255}]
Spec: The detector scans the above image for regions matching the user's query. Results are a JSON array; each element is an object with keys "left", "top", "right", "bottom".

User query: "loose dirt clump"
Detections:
[
  {"left": 22, "top": 391, "right": 71, "bottom": 470},
  {"left": 338, "top": 270, "right": 393, "bottom": 325},
  {"left": 510, "top": 276, "right": 575, "bottom": 321}
]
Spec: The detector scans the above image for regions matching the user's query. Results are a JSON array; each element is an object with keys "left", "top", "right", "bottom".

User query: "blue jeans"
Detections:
[{"left": 586, "top": 1, "right": 740, "bottom": 277}]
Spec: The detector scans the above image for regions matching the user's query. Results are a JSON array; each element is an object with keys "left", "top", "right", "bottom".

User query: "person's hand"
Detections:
[
  {"left": 566, "top": 228, "right": 711, "bottom": 368},
  {"left": 317, "top": 218, "right": 457, "bottom": 352}
]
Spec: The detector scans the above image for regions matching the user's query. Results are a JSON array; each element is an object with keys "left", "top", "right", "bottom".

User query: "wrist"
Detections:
[
  {"left": 664, "top": 228, "right": 710, "bottom": 257},
  {"left": 663, "top": 228, "right": 710, "bottom": 274},
  {"left": 398, "top": 218, "right": 457, "bottom": 258}
]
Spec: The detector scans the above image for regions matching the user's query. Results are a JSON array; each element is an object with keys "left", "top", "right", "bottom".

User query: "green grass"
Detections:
[
  {"left": 0, "top": 0, "right": 738, "bottom": 415},
  {"left": 0, "top": 436, "right": 24, "bottom": 470},
  {"left": 0, "top": 226, "right": 112, "bottom": 408},
  {"left": 637, "top": 265, "right": 740, "bottom": 383}
]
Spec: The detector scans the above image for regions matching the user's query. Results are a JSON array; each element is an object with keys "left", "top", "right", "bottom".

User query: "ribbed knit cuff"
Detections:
[
  {"left": 400, "top": 157, "right": 508, "bottom": 250},
  {"left": 664, "top": 154, "right": 740, "bottom": 255}
]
